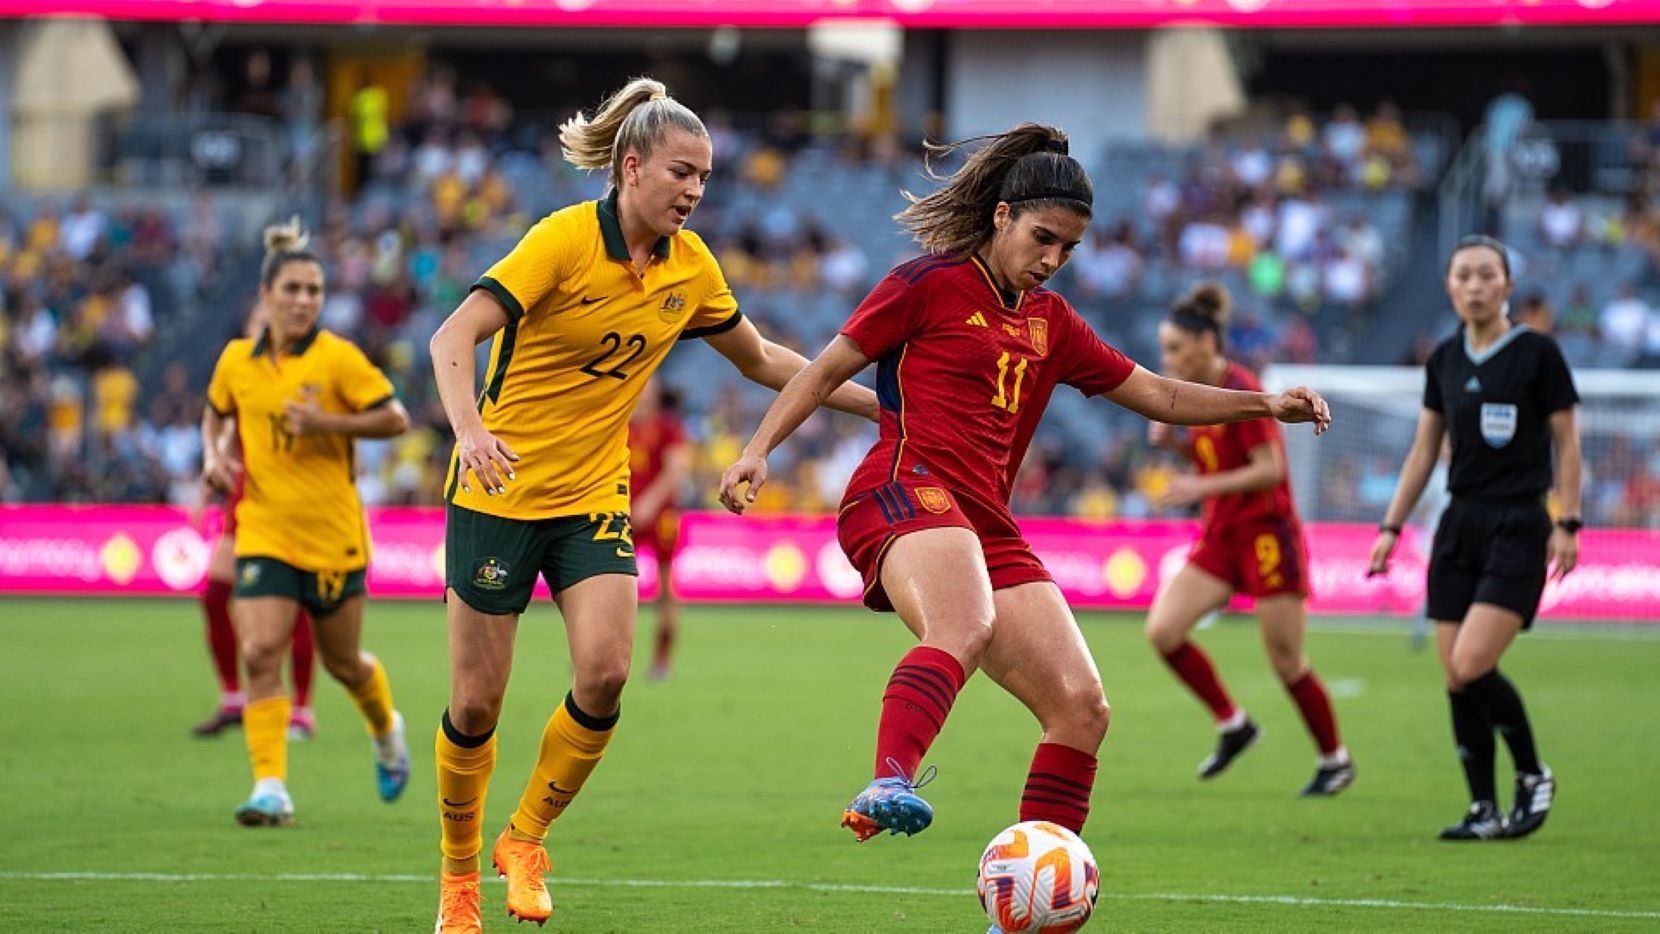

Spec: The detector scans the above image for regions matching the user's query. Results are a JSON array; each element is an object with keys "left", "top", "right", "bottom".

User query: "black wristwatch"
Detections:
[
  {"left": 1556, "top": 517, "right": 1583, "bottom": 534},
  {"left": 1378, "top": 524, "right": 1402, "bottom": 536}
]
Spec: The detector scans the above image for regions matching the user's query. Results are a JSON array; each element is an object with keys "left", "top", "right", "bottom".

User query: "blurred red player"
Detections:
[
  {"left": 628, "top": 379, "right": 692, "bottom": 680},
  {"left": 191, "top": 304, "right": 319, "bottom": 740}
]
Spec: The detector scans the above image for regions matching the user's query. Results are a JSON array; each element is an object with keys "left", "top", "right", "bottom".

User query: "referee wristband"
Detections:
[{"left": 1378, "top": 524, "right": 1402, "bottom": 536}]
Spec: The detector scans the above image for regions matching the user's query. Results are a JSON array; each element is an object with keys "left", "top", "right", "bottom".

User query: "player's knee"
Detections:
[
  {"left": 320, "top": 651, "right": 366, "bottom": 685},
  {"left": 239, "top": 634, "right": 284, "bottom": 675},
  {"left": 1267, "top": 645, "right": 1304, "bottom": 683},
  {"left": 576, "top": 659, "right": 630, "bottom": 709},
  {"left": 449, "top": 695, "right": 503, "bottom": 735},
  {"left": 1144, "top": 618, "right": 1181, "bottom": 655},
  {"left": 1447, "top": 657, "right": 1492, "bottom": 690},
  {"left": 1072, "top": 691, "right": 1112, "bottom": 746}
]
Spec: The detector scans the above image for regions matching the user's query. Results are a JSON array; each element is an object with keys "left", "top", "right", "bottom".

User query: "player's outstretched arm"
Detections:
[
  {"left": 719, "top": 335, "right": 871, "bottom": 514},
  {"left": 284, "top": 398, "right": 409, "bottom": 439},
  {"left": 1105, "top": 366, "right": 1331, "bottom": 433},
  {"left": 703, "top": 318, "right": 879, "bottom": 421},
  {"left": 430, "top": 290, "right": 519, "bottom": 495},
  {"left": 1367, "top": 407, "right": 1446, "bottom": 576}
]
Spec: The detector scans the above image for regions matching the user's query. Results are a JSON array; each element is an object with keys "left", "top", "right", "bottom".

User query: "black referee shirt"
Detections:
[{"left": 1423, "top": 324, "right": 1579, "bottom": 499}]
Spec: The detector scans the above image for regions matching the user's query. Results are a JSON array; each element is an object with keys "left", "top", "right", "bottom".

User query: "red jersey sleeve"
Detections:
[
  {"left": 1053, "top": 304, "right": 1136, "bottom": 396},
  {"left": 840, "top": 273, "right": 926, "bottom": 361}
]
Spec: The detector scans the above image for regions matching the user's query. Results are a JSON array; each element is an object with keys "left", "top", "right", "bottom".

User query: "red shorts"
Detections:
[
  {"left": 1188, "top": 515, "right": 1310, "bottom": 599},
  {"left": 837, "top": 479, "right": 1050, "bottom": 612},
  {"left": 633, "top": 508, "right": 680, "bottom": 560}
]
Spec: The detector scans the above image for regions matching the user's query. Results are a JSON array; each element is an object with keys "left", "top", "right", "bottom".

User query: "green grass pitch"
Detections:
[{"left": 2, "top": 597, "right": 1658, "bottom": 931}]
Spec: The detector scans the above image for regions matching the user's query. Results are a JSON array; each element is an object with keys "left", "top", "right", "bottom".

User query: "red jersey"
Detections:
[
  {"left": 628, "top": 411, "right": 686, "bottom": 514},
  {"left": 840, "top": 255, "right": 1137, "bottom": 509},
  {"left": 1186, "top": 362, "right": 1296, "bottom": 528}
]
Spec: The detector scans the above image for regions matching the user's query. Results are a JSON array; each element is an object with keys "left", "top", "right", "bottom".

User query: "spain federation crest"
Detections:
[
  {"left": 1026, "top": 318, "right": 1049, "bottom": 356},
  {"left": 915, "top": 486, "right": 952, "bottom": 515}
]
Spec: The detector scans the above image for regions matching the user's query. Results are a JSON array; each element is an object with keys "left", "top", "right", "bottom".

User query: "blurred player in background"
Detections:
[
  {"left": 192, "top": 301, "right": 318, "bottom": 741},
  {"left": 1369, "top": 235, "right": 1581, "bottom": 841},
  {"left": 628, "top": 378, "right": 692, "bottom": 680},
  {"left": 426, "top": 77, "right": 876, "bottom": 932},
  {"left": 201, "top": 219, "right": 412, "bottom": 827},
  {"left": 1145, "top": 281, "right": 1353, "bottom": 796},
  {"left": 719, "top": 123, "right": 1331, "bottom": 850}
]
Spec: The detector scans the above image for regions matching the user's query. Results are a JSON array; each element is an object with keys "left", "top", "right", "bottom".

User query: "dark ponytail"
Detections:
[{"left": 1168, "top": 281, "right": 1232, "bottom": 352}]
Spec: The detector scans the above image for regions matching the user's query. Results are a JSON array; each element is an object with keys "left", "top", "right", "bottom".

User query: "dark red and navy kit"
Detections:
[
  {"left": 1184, "top": 361, "right": 1309, "bottom": 598},
  {"left": 836, "top": 254, "right": 1137, "bottom": 609},
  {"left": 628, "top": 411, "right": 687, "bottom": 559}
]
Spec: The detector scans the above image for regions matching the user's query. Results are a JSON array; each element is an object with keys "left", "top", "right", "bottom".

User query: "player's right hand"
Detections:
[
  {"left": 1366, "top": 530, "right": 1397, "bottom": 577},
  {"left": 456, "top": 426, "right": 518, "bottom": 495},
  {"left": 718, "top": 454, "right": 768, "bottom": 515},
  {"left": 201, "top": 454, "right": 241, "bottom": 495}
]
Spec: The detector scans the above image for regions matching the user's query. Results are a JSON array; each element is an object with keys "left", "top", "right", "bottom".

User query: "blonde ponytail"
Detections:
[
  {"left": 559, "top": 77, "right": 706, "bottom": 184},
  {"left": 259, "top": 215, "right": 319, "bottom": 286}
]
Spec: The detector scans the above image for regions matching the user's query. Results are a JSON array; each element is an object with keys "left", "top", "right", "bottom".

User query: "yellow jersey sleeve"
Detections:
[
  {"left": 205, "top": 342, "right": 244, "bottom": 415},
  {"left": 678, "top": 246, "right": 742, "bottom": 341},
  {"left": 330, "top": 338, "right": 397, "bottom": 411},
  {"left": 473, "top": 210, "right": 583, "bottom": 321}
]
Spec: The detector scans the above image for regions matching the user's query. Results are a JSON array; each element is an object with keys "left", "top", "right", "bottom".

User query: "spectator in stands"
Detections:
[
  {"left": 1600, "top": 283, "right": 1653, "bottom": 364},
  {"left": 1537, "top": 188, "right": 1584, "bottom": 251},
  {"left": 1074, "top": 221, "right": 1144, "bottom": 300},
  {"left": 350, "top": 75, "right": 391, "bottom": 190},
  {"left": 1323, "top": 103, "right": 1367, "bottom": 178},
  {"left": 59, "top": 194, "right": 106, "bottom": 262},
  {"left": 1513, "top": 292, "right": 1554, "bottom": 333}
]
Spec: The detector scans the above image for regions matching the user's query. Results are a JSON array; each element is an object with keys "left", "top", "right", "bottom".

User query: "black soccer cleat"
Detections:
[
  {"left": 1438, "top": 801, "right": 1507, "bottom": 841},
  {"left": 1505, "top": 766, "right": 1555, "bottom": 839},
  {"left": 191, "top": 706, "right": 242, "bottom": 738},
  {"left": 1197, "top": 718, "right": 1261, "bottom": 780},
  {"left": 1299, "top": 759, "right": 1356, "bottom": 797}
]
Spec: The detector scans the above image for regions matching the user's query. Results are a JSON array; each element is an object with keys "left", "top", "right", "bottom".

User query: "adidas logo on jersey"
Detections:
[
  {"left": 966, "top": 312, "right": 989, "bottom": 327},
  {"left": 1465, "top": 376, "right": 1482, "bottom": 392}
]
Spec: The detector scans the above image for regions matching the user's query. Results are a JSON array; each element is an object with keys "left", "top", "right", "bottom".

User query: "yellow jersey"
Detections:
[
  {"left": 207, "top": 326, "right": 396, "bottom": 572},
  {"left": 447, "top": 190, "right": 741, "bottom": 520}
]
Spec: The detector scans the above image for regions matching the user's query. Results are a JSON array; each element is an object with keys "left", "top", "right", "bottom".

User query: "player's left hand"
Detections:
[
  {"left": 1157, "top": 475, "right": 1203, "bottom": 509},
  {"left": 283, "top": 399, "right": 328, "bottom": 436},
  {"left": 1268, "top": 387, "right": 1331, "bottom": 435},
  {"left": 718, "top": 453, "right": 768, "bottom": 515},
  {"left": 1547, "top": 526, "right": 1579, "bottom": 581}
]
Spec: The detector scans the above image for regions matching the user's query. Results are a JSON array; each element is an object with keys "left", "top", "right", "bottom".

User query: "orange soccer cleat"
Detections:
[
  {"left": 491, "top": 829, "right": 553, "bottom": 925},
  {"left": 434, "top": 870, "right": 483, "bottom": 934}
]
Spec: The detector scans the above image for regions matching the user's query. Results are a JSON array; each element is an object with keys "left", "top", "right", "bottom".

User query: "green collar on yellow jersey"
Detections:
[
  {"left": 251, "top": 324, "right": 320, "bottom": 358},
  {"left": 598, "top": 188, "right": 672, "bottom": 262}
]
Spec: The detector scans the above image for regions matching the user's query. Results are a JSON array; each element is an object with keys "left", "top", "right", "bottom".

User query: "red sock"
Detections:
[
  {"left": 653, "top": 624, "right": 673, "bottom": 669},
  {"left": 1161, "top": 641, "right": 1237, "bottom": 722},
  {"left": 873, "top": 645, "right": 966, "bottom": 780},
  {"left": 289, "top": 610, "right": 315, "bottom": 709},
  {"left": 1286, "top": 670, "right": 1341, "bottom": 756},
  {"left": 202, "top": 580, "right": 239, "bottom": 698},
  {"left": 1020, "top": 742, "right": 1098, "bottom": 833}
]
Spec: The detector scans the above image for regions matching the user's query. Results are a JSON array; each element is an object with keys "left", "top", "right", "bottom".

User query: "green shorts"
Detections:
[
  {"left": 445, "top": 503, "right": 638, "bottom": 615},
  {"left": 235, "top": 556, "right": 366, "bottom": 619}
]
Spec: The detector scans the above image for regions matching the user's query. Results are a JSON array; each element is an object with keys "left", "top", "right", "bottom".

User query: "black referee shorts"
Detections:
[{"left": 1426, "top": 496, "right": 1551, "bottom": 629}]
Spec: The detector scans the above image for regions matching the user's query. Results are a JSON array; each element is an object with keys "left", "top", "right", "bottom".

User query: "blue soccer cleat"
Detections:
[
  {"left": 841, "top": 758, "right": 937, "bottom": 842},
  {"left": 233, "top": 786, "right": 295, "bottom": 827},
  {"left": 373, "top": 710, "right": 410, "bottom": 802}
]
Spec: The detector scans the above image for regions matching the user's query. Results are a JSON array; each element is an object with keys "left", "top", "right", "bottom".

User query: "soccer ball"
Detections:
[{"left": 977, "top": 820, "right": 1100, "bottom": 932}]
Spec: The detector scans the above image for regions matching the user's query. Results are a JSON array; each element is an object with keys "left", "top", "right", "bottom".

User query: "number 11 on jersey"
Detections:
[{"left": 991, "top": 351, "right": 1030, "bottom": 413}]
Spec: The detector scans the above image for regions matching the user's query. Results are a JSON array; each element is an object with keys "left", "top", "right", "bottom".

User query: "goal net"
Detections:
[{"left": 1262, "top": 364, "right": 1660, "bottom": 624}]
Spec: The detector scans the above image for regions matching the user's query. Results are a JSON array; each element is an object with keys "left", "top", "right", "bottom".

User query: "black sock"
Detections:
[
  {"left": 1469, "top": 669, "right": 1542, "bottom": 776},
  {"left": 1448, "top": 687, "right": 1497, "bottom": 806}
]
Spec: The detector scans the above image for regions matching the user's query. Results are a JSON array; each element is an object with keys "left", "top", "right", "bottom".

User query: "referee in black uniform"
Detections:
[{"left": 1368, "top": 235, "right": 1583, "bottom": 841}]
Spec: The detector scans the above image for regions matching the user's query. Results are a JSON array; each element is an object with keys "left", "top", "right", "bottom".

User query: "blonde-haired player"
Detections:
[
  {"left": 427, "top": 77, "right": 877, "bottom": 930},
  {"left": 202, "top": 218, "right": 412, "bottom": 826}
]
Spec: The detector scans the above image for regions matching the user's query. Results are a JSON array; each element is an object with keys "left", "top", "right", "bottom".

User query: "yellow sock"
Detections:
[
  {"left": 437, "top": 710, "right": 497, "bottom": 874},
  {"left": 509, "top": 693, "right": 617, "bottom": 842},
  {"left": 346, "top": 657, "right": 395, "bottom": 737},
  {"left": 244, "top": 696, "right": 291, "bottom": 782}
]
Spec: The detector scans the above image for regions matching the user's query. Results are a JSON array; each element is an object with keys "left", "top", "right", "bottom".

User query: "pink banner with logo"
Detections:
[
  {"left": 3, "top": 0, "right": 1657, "bottom": 28},
  {"left": 1, "top": 505, "right": 1655, "bottom": 622}
]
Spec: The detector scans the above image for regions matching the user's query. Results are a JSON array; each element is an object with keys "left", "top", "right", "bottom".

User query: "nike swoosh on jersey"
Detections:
[{"left": 579, "top": 295, "right": 611, "bottom": 305}]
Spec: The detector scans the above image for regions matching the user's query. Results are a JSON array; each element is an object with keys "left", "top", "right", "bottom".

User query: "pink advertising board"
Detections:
[
  {"left": 3, "top": 505, "right": 1656, "bottom": 621},
  {"left": 2, "top": 0, "right": 1657, "bottom": 28}
]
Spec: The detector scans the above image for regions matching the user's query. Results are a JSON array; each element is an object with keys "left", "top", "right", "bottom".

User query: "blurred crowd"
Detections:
[{"left": 3, "top": 68, "right": 1659, "bottom": 529}]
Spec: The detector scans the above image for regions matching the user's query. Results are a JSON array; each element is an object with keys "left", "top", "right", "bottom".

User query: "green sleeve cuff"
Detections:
[
  {"left": 679, "top": 309, "right": 743, "bottom": 342},
  {"left": 472, "top": 277, "right": 525, "bottom": 322}
]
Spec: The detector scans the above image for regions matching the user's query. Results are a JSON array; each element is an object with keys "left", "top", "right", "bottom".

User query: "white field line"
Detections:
[{"left": 1, "top": 871, "right": 1656, "bottom": 921}]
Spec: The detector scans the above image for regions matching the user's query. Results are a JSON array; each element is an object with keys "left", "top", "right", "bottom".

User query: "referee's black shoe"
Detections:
[
  {"left": 1505, "top": 766, "right": 1555, "bottom": 839},
  {"left": 1298, "top": 759, "right": 1356, "bottom": 797},
  {"left": 1197, "top": 718, "right": 1261, "bottom": 780},
  {"left": 1438, "top": 801, "right": 1507, "bottom": 841}
]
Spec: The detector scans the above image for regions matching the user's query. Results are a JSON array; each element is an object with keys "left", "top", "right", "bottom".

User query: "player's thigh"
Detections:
[
  {"left": 209, "top": 533, "right": 236, "bottom": 583},
  {"left": 1447, "top": 603, "right": 1524, "bottom": 686},
  {"left": 444, "top": 591, "right": 519, "bottom": 722},
  {"left": 1144, "top": 562, "right": 1234, "bottom": 650},
  {"left": 880, "top": 527, "right": 997, "bottom": 642},
  {"left": 310, "top": 592, "right": 367, "bottom": 670},
  {"left": 981, "top": 582, "right": 1106, "bottom": 729},
  {"left": 1256, "top": 594, "right": 1309, "bottom": 678},
  {"left": 554, "top": 573, "right": 638, "bottom": 706}
]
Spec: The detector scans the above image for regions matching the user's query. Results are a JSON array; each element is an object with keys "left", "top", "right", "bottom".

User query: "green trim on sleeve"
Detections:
[
  {"left": 359, "top": 393, "right": 395, "bottom": 412},
  {"left": 679, "top": 309, "right": 744, "bottom": 342},
  {"left": 472, "top": 277, "right": 525, "bottom": 322}
]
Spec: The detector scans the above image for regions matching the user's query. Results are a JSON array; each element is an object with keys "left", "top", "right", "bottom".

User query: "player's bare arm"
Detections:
[
  {"left": 1160, "top": 441, "right": 1284, "bottom": 508},
  {"left": 1367, "top": 407, "right": 1447, "bottom": 575},
  {"left": 702, "top": 317, "right": 879, "bottom": 421},
  {"left": 719, "top": 334, "right": 871, "bottom": 513},
  {"left": 430, "top": 289, "right": 520, "bottom": 495},
  {"left": 199, "top": 405, "right": 240, "bottom": 493},
  {"left": 1547, "top": 405, "right": 1583, "bottom": 580},
  {"left": 1106, "top": 366, "right": 1331, "bottom": 433},
  {"left": 284, "top": 398, "right": 409, "bottom": 438}
]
